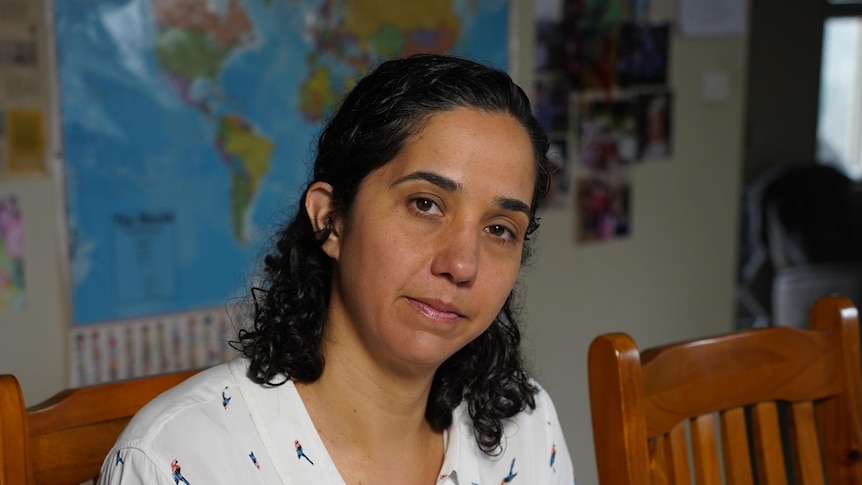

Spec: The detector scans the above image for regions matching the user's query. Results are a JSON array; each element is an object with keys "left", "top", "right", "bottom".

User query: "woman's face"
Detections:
[{"left": 324, "top": 107, "right": 536, "bottom": 376}]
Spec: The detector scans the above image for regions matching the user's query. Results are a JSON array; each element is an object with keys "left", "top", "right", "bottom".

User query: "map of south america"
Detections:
[{"left": 154, "top": 0, "right": 273, "bottom": 243}]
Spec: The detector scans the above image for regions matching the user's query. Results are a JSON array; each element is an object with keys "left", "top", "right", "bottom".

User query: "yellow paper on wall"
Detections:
[{"left": 7, "top": 109, "right": 46, "bottom": 174}]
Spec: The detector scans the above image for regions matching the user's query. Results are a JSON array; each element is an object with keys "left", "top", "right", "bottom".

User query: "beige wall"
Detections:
[
  {"left": 0, "top": 176, "right": 69, "bottom": 403},
  {"left": 0, "top": 2, "right": 747, "bottom": 484},
  {"left": 511, "top": 2, "right": 748, "bottom": 483},
  {"left": 0, "top": 0, "right": 69, "bottom": 405}
]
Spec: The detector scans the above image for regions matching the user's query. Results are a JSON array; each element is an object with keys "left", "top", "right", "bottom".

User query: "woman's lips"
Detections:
[{"left": 406, "top": 297, "right": 463, "bottom": 323}]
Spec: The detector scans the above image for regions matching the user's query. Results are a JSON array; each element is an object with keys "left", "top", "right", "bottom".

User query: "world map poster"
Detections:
[{"left": 54, "top": 0, "right": 509, "bottom": 327}]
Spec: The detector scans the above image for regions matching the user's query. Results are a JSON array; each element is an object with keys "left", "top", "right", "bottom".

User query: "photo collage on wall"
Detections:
[{"left": 534, "top": 0, "right": 673, "bottom": 244}]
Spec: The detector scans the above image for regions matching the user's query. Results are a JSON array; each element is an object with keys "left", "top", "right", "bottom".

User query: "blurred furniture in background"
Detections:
[
  {"left": 0, "top": 369, "right": 198, "bottom": 485},
  {"left": 589, "top": 295, "right": 862, "bottom": 484},
  {"left": 773, "top": 263, "right": 862, "bottom": 328},
  {"left": 737, "top": 163, "right": 862, "bottom": 328}
]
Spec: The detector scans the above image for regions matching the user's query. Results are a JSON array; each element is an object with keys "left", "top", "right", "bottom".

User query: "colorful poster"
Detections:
[
  {"left": 0, "top": 194, "right": 25, "bottom": 309},
  {"left": 69, "top": 308, "right": 235, "bottom": 386},
  {"left": 53, "top": 0, "right": 510, "bottom": 326}
]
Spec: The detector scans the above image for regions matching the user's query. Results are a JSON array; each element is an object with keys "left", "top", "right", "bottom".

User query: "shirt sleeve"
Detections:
[{"left": 97, "top": 447, "right": 173, "bottom": 485}]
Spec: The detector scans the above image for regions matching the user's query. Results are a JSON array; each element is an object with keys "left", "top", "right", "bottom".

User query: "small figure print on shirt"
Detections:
[
  {"left": 550, "top": 443, "right": 557, "bottom": 471},
  {"left": 501, "top": 458, "right": 517, "bottom": 484},
  {"left": 249, "top": 451, "right": 260, "bottom": 469},
  {"left": 170, "top": 459, "right": 191, "bottom": 485},
  {"left": 115, "top": 450, "right": 124, "bottom": 465},
  {"left": 294, "top": 439, "right": 314, "bottom": 465},
  {"left": 221, "top": 386, "right": 231, "bottom": 409}
]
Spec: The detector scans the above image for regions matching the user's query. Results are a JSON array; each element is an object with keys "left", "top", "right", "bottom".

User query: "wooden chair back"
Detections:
[
  {"left": 588, "top": 295, "right": 862, "bottom": 484},
  {"left": 0, "top": 369, "right": 199, "bottom": 485}
]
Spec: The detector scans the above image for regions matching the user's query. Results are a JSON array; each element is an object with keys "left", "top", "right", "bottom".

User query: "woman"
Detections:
[{"left": 99, "top": 54, "right": 574, "bottom": 484}]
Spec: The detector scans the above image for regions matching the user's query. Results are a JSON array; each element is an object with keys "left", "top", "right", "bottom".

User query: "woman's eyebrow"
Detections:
[
  {"left": 392, "top": 171, "right": 461, "bottom": 193},
  {"left": 496, "top": 197, "right": 531, "bottom": 219}
]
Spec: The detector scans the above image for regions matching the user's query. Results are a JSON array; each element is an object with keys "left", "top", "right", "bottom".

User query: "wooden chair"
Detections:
[
  {"left": 0, "top": 369, "right": 199, "bottom": 485},
  {"left": 588, "top": 295, "right": 862, "bottom": 484}
]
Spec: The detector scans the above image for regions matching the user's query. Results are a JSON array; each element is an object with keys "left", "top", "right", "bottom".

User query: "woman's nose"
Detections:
[{"left": 430, "top": 223, "right": 480, "bottom": 286}]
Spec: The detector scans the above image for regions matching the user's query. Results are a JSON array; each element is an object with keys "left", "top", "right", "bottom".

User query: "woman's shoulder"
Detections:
[
  {"left": 100, "top": 358, "right": 293, "bottom": 483},
  {"left": 115, "top": 358, "right": 247, "bottom": 446},
  {"left": 530, "top": 379, "right": 563, "bottom": 417}
]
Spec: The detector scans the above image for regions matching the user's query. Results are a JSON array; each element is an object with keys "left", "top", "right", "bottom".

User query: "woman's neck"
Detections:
[
  {"left": 300, "top": 326, "right": 439, "bottom": 439},
  {"left": 294, "top": 327, "right": 445, "bottom": 484}
]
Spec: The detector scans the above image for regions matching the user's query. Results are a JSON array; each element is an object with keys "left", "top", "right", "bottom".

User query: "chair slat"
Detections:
[
  {"left": 664, "top": 422, "right": 691, "bottom": 485},
  {"left": 720, "top": 406, "right": 754, "bottom": 485},
  {"left": 690, "top": 414, "right": 722, "bottom": 485},
  {"left": 649, "top": 436, "right": 669, "bottom": 484},
  {"left": 786, "top": 401, "right": 825, "bottom": 485},
  {"left": 751, "top": 401, "right": 788, "bottom": 485}
]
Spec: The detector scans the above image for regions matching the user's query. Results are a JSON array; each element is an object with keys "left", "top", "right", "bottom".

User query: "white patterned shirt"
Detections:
[{"left": 98, "top": 358, "right": 575, "bottom": 484}]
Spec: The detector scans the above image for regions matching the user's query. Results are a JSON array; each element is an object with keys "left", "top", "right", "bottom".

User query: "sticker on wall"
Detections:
[{"left": 0, "top": 194, "right": 25, "bottom": 309}]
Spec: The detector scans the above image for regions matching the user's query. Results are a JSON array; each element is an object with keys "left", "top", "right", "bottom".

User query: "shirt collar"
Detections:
[{"left": 436, "top": 400, "right": 481, "bottom": 485}]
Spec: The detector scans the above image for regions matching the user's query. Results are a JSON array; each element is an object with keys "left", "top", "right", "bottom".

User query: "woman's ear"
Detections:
[{"left": 305, "top": 181, "right": 341, "bottom": 260}]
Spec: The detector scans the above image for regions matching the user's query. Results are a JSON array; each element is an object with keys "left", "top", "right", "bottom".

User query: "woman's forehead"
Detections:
[{"left": 373, "top": 108, "right": 536, "bottom": 199}]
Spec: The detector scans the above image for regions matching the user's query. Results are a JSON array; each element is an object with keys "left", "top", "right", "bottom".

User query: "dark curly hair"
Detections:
[{"left": 236, "top": 53, "right": 551, "bottom": 454}]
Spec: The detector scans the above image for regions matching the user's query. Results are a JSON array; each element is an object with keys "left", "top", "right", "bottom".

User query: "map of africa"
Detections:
[{"left": 54, "top": 0, "right": 509, "bottom": 325}]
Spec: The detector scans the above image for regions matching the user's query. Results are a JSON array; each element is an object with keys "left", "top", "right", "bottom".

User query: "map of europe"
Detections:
[{"left": 54, "top": 0, "right": 509, "bottom": 325}]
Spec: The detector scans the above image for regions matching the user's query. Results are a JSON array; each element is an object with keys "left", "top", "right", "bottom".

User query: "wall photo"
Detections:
[
  {"left": 635, "top": 91, "right": 673, "bottom": 160},
  {"left": 574, "top": 171, "right": 631, "bottom": 243}
]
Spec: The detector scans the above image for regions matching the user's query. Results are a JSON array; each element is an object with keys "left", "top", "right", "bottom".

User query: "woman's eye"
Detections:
[
  {"left": 411, "top": 197, "right": 442, "bottom": 215},
  {"left": 486, "top": 224, "right": 516, "bottom": 241}
]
